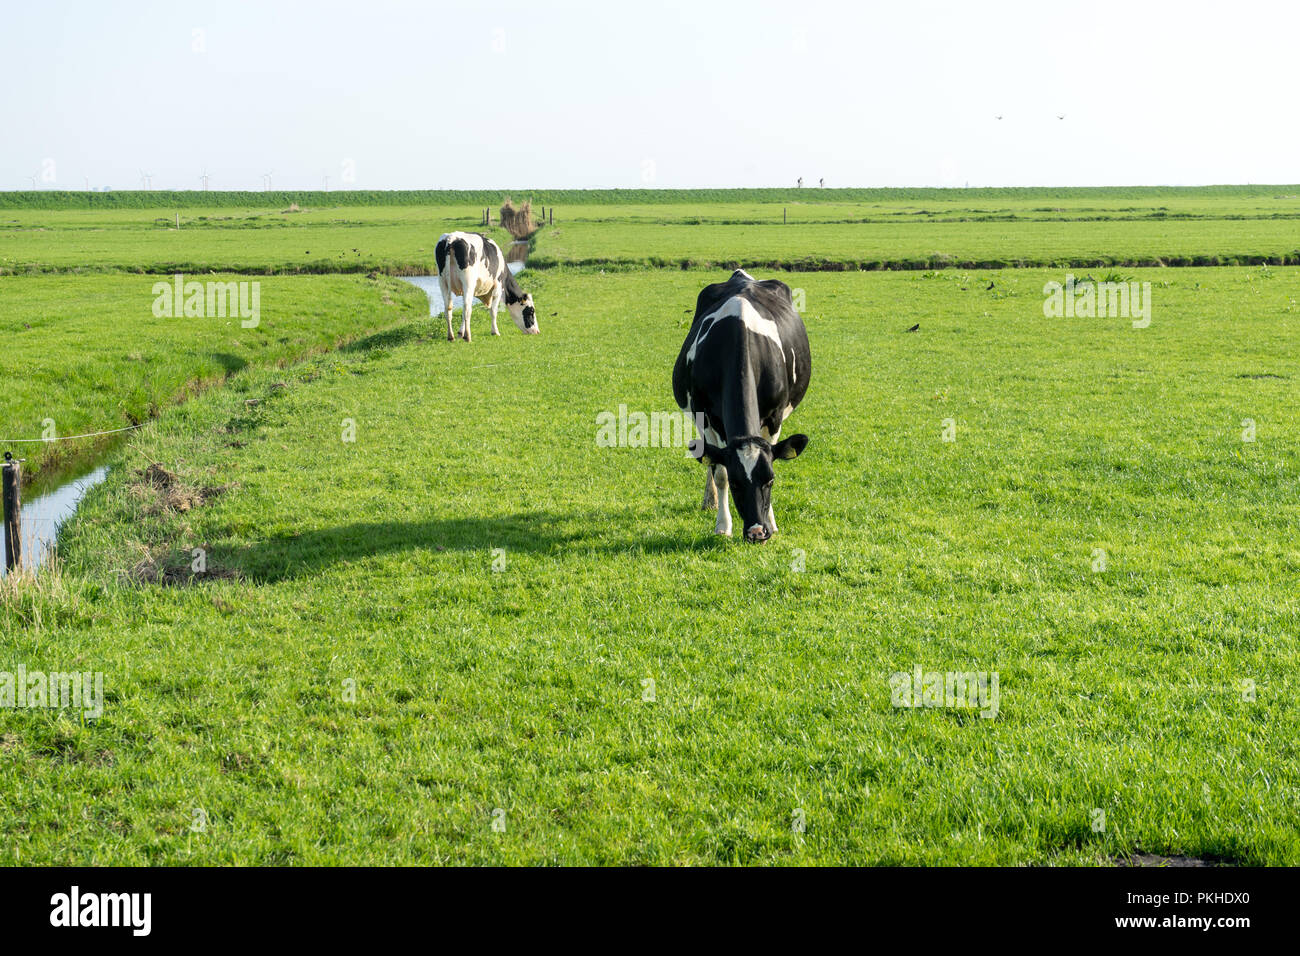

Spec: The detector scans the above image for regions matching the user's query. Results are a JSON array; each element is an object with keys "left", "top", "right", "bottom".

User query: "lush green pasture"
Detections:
[
  {"left": 3, "top": 184, "right": 1298, "bottom": 210},
  {"left": 6, "top": 191, "right": 1300, "bottom": 275},
  {"left": 531, "top": 218, "right": 1300, "bottom": 269},
  {"left": 4, "top": 267, "right": 1297, "bottom": 864},
  {"left": 0, "top": 274, "right": 425, "bottom": 484},
  {"left": 542, "top": 194, "right": 1300, "bottom": 224},
  {"left": 0, "top": 207, "right": 505, "bottom": 276}
]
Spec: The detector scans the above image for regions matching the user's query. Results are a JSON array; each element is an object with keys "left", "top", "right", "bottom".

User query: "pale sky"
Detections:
[{"left": 3, "top": 0, "right": 1297, "bottom": 191}]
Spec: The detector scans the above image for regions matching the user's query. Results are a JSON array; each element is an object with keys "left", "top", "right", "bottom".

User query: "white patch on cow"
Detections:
[
  {"left": 735, "top": 269, "right": 754, "bottom": 281},
  {"left": 766, "top": 503, "right": 778, "bottom": 535},
  {"left": 687, "top": 296, "right": 784, "bottom": 364},
  {"left": 701, "top": 423, "right": 724, "bottom": 451},
  {"left": 790, "top": 350, "right": 797, "bottom": 383},
  {"left": 737, "top": 442, "right": 762, "bottom": 480},
  {"left": 685, "top": 312, "right": 720, "bottom": 365},
  {"left": 737, "top": 298, "right": 784, "bottom": 354},
  {"left": 713, "top": 464, "right": 732, "bottom": 536}
]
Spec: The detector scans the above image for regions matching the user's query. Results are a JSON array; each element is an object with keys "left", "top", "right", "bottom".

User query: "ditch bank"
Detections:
[
  {"left": 8, "top": 249, "right": 1300, "bottom": 278},
  {"left": 524, "top": 251, "right": 1300, "bottom": 272}
]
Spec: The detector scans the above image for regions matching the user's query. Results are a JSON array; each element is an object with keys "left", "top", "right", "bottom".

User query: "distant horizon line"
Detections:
[{"left": 4, "top": 183, "right": 1298, "bottom": 194}]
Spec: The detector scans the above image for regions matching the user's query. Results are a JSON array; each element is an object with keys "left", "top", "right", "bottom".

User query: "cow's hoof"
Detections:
[
  {"left": 714, "top": 529, "right": 732, "bottom": 537},
  {"left": 701, "top": 496, "right": 717, "bottom": 511}
]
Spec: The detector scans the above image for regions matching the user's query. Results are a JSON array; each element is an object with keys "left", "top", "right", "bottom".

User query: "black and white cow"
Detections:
[
  {"left": 673, "top": 270, "right": 811, "bottom": 542},
  {"left": 434, "top": 231, "right": 538, "bottom": 342}
]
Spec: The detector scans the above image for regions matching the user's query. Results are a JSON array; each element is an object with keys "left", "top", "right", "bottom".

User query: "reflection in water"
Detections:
[
  {"left": 398, "top": 261, "right": 525, "bottom": 316},
  {"left": 0, "top": 466, "right": 109, "bottom": 575}
]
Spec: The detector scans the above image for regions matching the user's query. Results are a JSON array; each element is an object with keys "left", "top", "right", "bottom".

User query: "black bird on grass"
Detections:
[
  {"left": 986, "top": 280, "right": 995, "bottom": 290},
  {"left": 905, "top": 323, "right": 920, "bottom": 332}
]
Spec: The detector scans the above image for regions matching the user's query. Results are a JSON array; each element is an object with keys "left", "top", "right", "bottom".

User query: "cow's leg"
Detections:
[
  {"left": 763, "top": 422, "right": 780, "bottom": 533},
  {"left": 701, "top": 466, "right": 717, "bottom": 510},
  {"left": 460, "top": 288, "right": 473, "bottom": 342},
  {"left": 712, "top": 465, "right": 732, "bottom": 536},
  {"left": 441, "top": 280, "right": 455, "bottom": 342},
  {"left": 489, "top": 290, "right": 502, "bottom": 335}
]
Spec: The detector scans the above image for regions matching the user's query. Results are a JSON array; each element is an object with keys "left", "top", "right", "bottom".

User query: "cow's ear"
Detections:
[
  {"left": 773, "top": 434, "right": 809, "bottom": 460},
  {"left": 688, "top": 438, "right": 725, "bottom": 465}
]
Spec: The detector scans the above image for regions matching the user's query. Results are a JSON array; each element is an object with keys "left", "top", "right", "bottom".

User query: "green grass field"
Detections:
[
  {"left": 6, "top": 188, "right": 1300, "bottom": 275},
  {"left": 1, "top": 190, "right": 1298, "bottom": 864},
  {"left": 0, "top": 274, "right": 425, "bottom": 485}
]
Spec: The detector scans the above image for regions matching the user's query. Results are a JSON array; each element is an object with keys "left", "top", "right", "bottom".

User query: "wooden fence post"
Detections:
[{"left": 2, "top": 454, "right": 21, "bottom": 572}]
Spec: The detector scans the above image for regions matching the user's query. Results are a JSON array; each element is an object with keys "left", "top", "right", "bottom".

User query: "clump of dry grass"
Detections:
[
  {"left": 499, "top": 197, "right": 536, "bottom": 239},
  {"left": 128, "top": 544, "right": 241, "bottom": 586},
  {"left": 129, "top": 462, "right": 233, "bottom": 515}
]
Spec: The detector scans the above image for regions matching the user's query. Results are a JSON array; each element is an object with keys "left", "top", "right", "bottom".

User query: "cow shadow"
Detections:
[
  {"left": 340, "top": 322, "right": 430, "bottom": 354},
  {"left": 225, "top": 508, "right": 723, "bottom": 582},
  {"left": 209, "top": 351, "right": 249, "bottom": 375}
]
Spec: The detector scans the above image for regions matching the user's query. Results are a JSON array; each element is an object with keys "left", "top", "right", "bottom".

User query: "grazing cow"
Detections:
[
  {"left": 673, "top": 270, "right": 811, "bottom": 542},
  {"left": 434, "top": 231, "right": 538, "bottom": 342}
]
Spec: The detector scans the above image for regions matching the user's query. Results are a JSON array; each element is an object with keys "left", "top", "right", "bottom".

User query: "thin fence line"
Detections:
[{"left": 0, "top": 422, "right": 148, "bottom": 444}]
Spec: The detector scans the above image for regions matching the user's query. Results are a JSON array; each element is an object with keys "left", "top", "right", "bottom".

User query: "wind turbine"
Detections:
[
  {"left": 200, "top": 169, "right": 210, "bottom": 191},
  {"left": 139, "top": 170, "right": 153, "bottom": 190},
  {"left": 322, "top": 174, "right": 330, "bottom": 191},
  {"left": 262, "top": 170, "right": 274, "bottom": 190},
  {"left": 28, "top": 174, "right": 37, "bottom": 189}
]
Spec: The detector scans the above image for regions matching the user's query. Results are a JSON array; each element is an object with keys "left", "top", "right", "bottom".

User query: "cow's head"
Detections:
[
  {"left": 508, "top": 293, "right": 540, "bottom": 334},
  {"left": 690, "top": 433, "right": 809, "bottom": 542}
]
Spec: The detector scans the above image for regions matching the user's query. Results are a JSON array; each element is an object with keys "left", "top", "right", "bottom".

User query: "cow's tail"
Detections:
[{"left": 434, "top": 236, "right": 449, "bottom": 276}]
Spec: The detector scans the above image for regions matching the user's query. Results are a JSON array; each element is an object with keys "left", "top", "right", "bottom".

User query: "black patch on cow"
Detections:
[
  {"left": 502, "top": 269, "right": 527, "bottom": 306},
  {"left": 478, "top": 233, "right": 502, "bottom": 280},
  {"left": 434, "top": 237, "right": 448, "bottom": 275},
  {"left": 451, "top": 237, "right": 476, "bottom": 270}
]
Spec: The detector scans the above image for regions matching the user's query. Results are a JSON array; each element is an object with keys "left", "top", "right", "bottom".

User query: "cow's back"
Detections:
[{"left": 674, "top": 271, "right": 810, "bottom": 429}]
